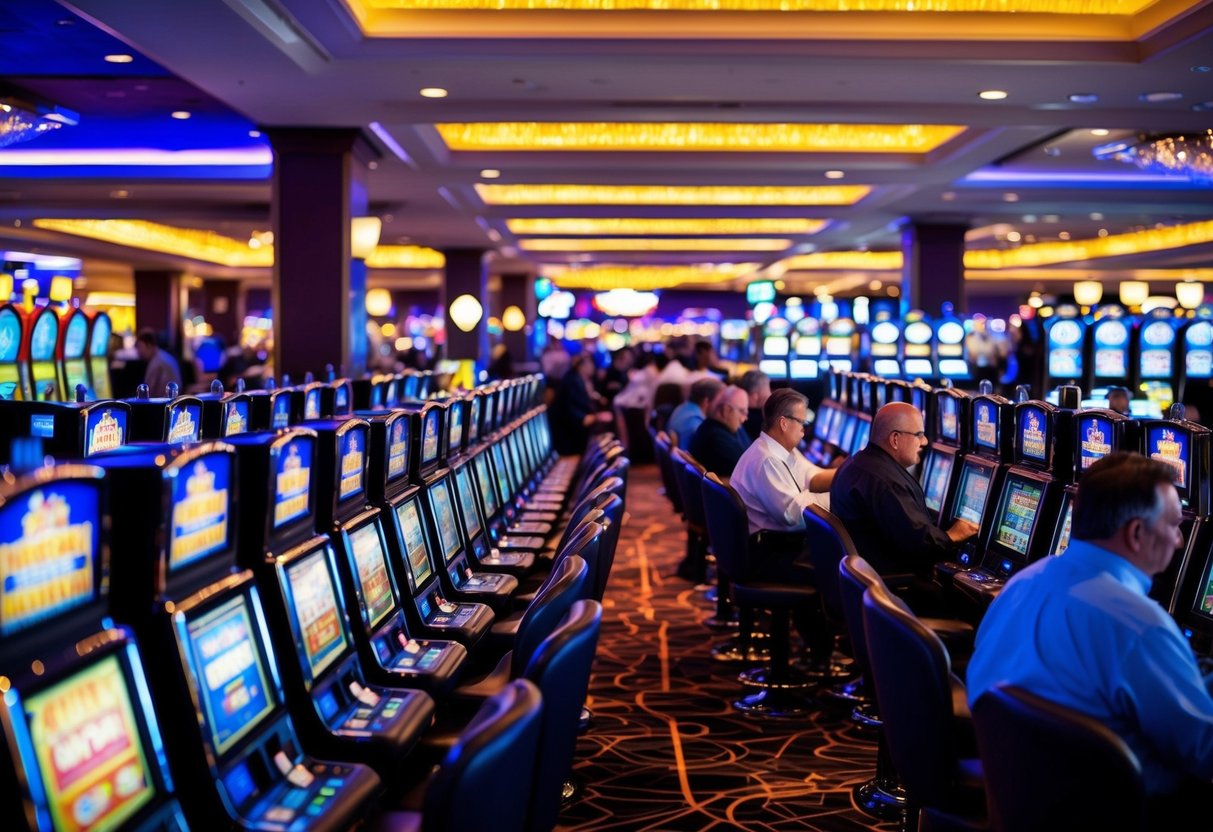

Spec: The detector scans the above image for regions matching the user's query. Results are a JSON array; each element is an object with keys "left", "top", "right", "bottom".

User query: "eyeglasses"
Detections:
[
  {"left": 891, "top": 429, "right": 927, "bottom": 440},
  {"left": 781, "top": 414, "right": 812, "bottom": 428}
]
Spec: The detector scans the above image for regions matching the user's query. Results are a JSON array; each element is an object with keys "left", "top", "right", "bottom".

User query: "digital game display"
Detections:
[
  {"left": 455, "top": 466, "right": 482, "bottom": 540},
  {"left": 1140, "top": 320, "right": 1175, "bottom": 377},
  {"left": 165, "top": 403, "right": 200, "bottom": 445},
  {"left": 223, "top": 401, "right": 249, "bottom": 437},
  {"left": 1050, "top": 493, "right": 1074, "bottom": 556},
  {"left": 1078, "top": 416, "right": 1114, "bottom": 471},
  {"left": 922, "top": 451, "right": 954, "bottom": 513},
  {"left": 348, "top": 522, "right": 395, "bottom": 629},
  {"left": 1017, "top": 405, "right": 1049, "bottom": 463},
  {"left": 0, "top": 306, "right": 23, "bottom": 398},
  {"left": 474, "top": 454, "right": 500, "bottom": 517},
  {"left": 1093, "top": 320, "right": 1129, "bottom": 378},
  {"left": 394, "top": 499, "right": 433, "bottom": 588},
  {"left": 286, "top": 547, "right": 348, "bottom": 682},
  {"left": 1146, "top": 424, "right": 1191, "bottom": 494},
  {"left": 304, "top": 389, "right": 321, "bottom": 421},
  {"left": 32, "top": 361, "right": 61, "bottom": 402},
  {"left": 873, "top": 358, "right": 900, "bottom": 377},
  {"left": 186, "top": 593, "right": 276, "bottom": 756},
  {"left": 31, "top": 309, "right": 59, "bottom": 361},
  {"left": 338, "top": 427, "right": 366, "bottom": 501},
  {"left": 972, "top": 400, "right": 999, "bottom": 452},
  {"left": 428, "top": 477, "right": 463, "bottom": 564},
  {"left": 0, "top": 481, "right": 99, "bottom": 636},
  {"left": 25, "top": 655, "right": 156, "bottom": 832},
  {"left": 952, "top": 462, "right": 992, "bottom": 524},
  {"left": 387, "top": 418, "right": 409, "bottom": 482},
  {"left": 333, "top": 383, "right": 350, "bottom": 416},
  {"left": 938, "top": 395, "right": 959, "bottom": 443},
  {"left": 88, "top": 313, "right": 112, "bottom": 399},
  {"left": 169, "top": 454, "right": 231, "bottom": 572},
  {"left": 1047, "top": 319, "right": 1083, "bottom": 379},
  {"left": 762, "top": 336, "right": 789, "bottom": 357},
  {"left": 273, "top": 436, "right": 313, "bottom": 529},
  {"left": 448, "top": 403, "right": 463, "bottom": 454},
  {"left": 992, "top": 477, "right": 1044, "bottom": 557},
  {"left": 85, "top": 407, "right": 126, "bottom": 455},
  {"left": 492, "top": 444, "right": 515, "bottom": 504},
  {"left": 272, "top": 394, "right": 291, "bottom": 429},
  {"left": 422, "top": 409, "right": 440, "bottom": 465},
  {"left": 64, "top": 360, "right": 90, "bottom": 399},
  {"left": 468, "top": 398, "right": 481, "bottom": 444},
  {"left": 903, "top": 358, "right": 933, "bottom": 377},
  {"left": 1185, "top": 321, "right": 1213, "bottom": 379}
]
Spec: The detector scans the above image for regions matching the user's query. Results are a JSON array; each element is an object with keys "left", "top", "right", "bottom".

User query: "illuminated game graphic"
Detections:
[
  {"left": 474, "top": 455, "right": 499, "bottom": 516},
  {"left": 973, "top": 401, "right": 997, "bottom": 451},
  {"left": 170, "top": 456, "right": 230, "bottom": 571},
  {"left": 923, "top": 453, "right": 954, "bottom": 513},
  {"left": 468, "top": 399, "right": 481, "bottom": 444},
  {"left": 1047, "top": 319, "right": 1083, "bottom": 380},
  {"left": 448, "top": 404, "right": 463, "bottom": 453},
  {"left": 1019, "top": 409, "right": 1047, "bottom": 462},
  {"left": 272, "top": 395, "right": 291, "bottom": 429},
  {"left": 1093, "top": 320, "right": 1129, "bottom": 378},
  {"left": 1201, "top": 573, "right": 1213, "bottom": 616},
  {"left": 286, "top": 549, "right": 347, "bottom": 681},
  {"left": 339, "top": 429, "right": 365, "bottom": 501},
  {"left": 1186, "top": 322, "right": 1213, "bottom": 379},
  {"left": 1052, "top": 497, "right": 1074, "bottom": 556},
  {"left": 1147, "top": 426, "right": 1188, "bottom": 488},
  {"left": 954, "top": 464, "right": 991, "bottom": 524},
  {"left": 273, "top": 438, "right": 313, "bottom": 528},
  {"left": 349, "top": 523, "right": 394, "bottom": 629},
  {"left": 63, "top": 313, "right": 90, "bottom": 397},
  {"left": 422, "top": 411, "right": 440, "bottom": 464},
  {"left": 1079, "top": 417, "right": 1113, "bottom": 470},
  {"left": 88, "top": 313, "right": 112, "bottom": 400},
  {"left": 387, "top": 419, "right": 408, "bottom": 481},
  {"left": 0, "top": 306, "right": 22, "bottom": 399},
  {"left": 25, "top": 656, "right": 155, "bottom": 832},
  {"left": 395, "top": 500, "right": 433, "bottom": 588},
  {"left": 455, "top": 467, "right": 482, "bottom": 539},
  {"left": 304, "top": 390, "right": 320, "bottom": 421},
  {"left": 223, "top": 401, "right": 248, "bottom": 437},
  {"left": 939, "top": 396, "right": 958, "bottom": 443},
  {"left": 994, "top": 479, "right": 1043, "bottom": 556},
  {"left": 1140, "top": 320, "right": 1174, "bottom": 376},
  {"left": 85, "top": 408, "right": 125, "bottom": 455},
  {"left": 0, "top": 483, "right": 97, "bottom": 636},
  {"left": 429, "top": 479, "right": 462, "bottom": 564},
  {"left": 165, "top": 404, "right": 199, "bottom": 445},
  {"left": 492, "top": 445, "right": 513, "bottom": 506},
  {"left": 31, "top": 311, "right": 61, "bottom": 402}
]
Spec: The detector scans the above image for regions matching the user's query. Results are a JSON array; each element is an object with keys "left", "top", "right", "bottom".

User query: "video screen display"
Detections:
[
  {"left": 422, "top": 410, "right": 441, "bottom": 465},
  {"left": 65, "top": 359, "right": 90, "bottom": 399},
  {"left": 903, "top": 358, "right": 933, "bottom": 377},
  {"left": 394, "top": 499, "right": 433, "bottom": 589},
  {"left": 853, "top": 419, "right": 871, "bottom": 453},
  {"left": 972, "top": 400, "right": 999, "bottom": 452},
  {"left": 285, "top": 547, "right": 348, "bottom": 682},
  {"left": 938, "top": 359, "right": 969, "bottom": 377},
  {"left": 186, "top": 593, "right": 276, "bottom": 756},
  {"left": 387, "top": 418, "right": 409, "bottom": 482},
  {"left": 165, "top": 403, "right": 200, "bottom": 445},
  {"left": 333, "top": 383, "right": 350, "bottom": 416},
  {"left": 491, "top": 445, "right": 514, "bottom": 507},
  {"left": 448, "top": 403, "right": 463, "bottom": 454},
  {"left": 25, "top": 655, "right": 156, "bottom": 832},
  {"left": 789, "top": 359, "right": 820, "bottom": 379},
  {"left": 338, "top": 427, "right": 366, "bottom": 501},
  {"left": 272, "top": 394, "right": 291, "bottom": 429},
  {"left": 763, "top": 336, "right": 789, "bottom": 357},
  {"left": 30, "top": 311, "right": 58, "bottom": 361},
  {"left": 953, "top": 462, "right": 992, "bottom": 524},
  {"left": 1147, "top": 425, "right": 1191, "bottom": 494},
  {"left": 758, "top": 359, "right": 788, "bottom": 378},
  {"left": 468, "top": 398, "right": 481, "bottom": 444},
  {"left": 428, "top": 478, "right": 463, "bottom": 564},
  {"left": 992, "top": 477, "right": 1044, "bottom": 557},
  {"left": 455, "top": 467, "right": 483, "bottom": 540},
  {"left": 273, "top": 436, "right": 313, "bottom": 529},
  {"left": 474, "top": 454, "right": 500, "bottom": 516},
  {"left": 1197, "top": 559, "right": 1213, "bottom": 620},
  {"left": 348, "top": 522, "right": 395, "bottom": 630},
  {"left": 0, "top": 364, "right": 19, "bottom": 400},
  {"left": 1186, "top": 322, "right": 1213, "bottom": 379},
  {"left": 304, "top": 389, "right": 321, "bottom": 421},
  {"left": 0, "top": 481, "right": 99, "bottom": 637},
  {"left": 1050, "top": 494, "right": 1074, "bottom": 556},
  {"left": 923, "top": 451, "right": 954, "bottom": 514},
  {"left": 169, "top": 453, "right": 232, "bottom": 572},
  {"left": 873, "top": 358, "right": 900, "bottom": 377},
  {"left": 1017, "top": 406, "right": 1049, "bottom": 463},
  {"left": 223, "top": 400, "right": 249, "bottom": 437},
  {"left": 85, "top": 407, "right": 126, "bottom": 455},
  {"left": 938, "top": 396, "right": 959, "bottom": 443},
  {"left": 1078, "top": 416, "right": 1114, "bottom": 471}
]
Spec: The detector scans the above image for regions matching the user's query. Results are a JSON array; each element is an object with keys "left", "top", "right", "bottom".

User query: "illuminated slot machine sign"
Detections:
[
  {"left": 1138, "top": 314, "right": 1177, "bottom": 411},
  {"left": 1145, "top": 422, "right": 1198, "bottom": 509},
  {"left": 223, "top": 398, "right": 250, "bottom": 437},
  {"left": 27, "top": 307, "right": 62, "bottom": 401},
  {"left": 271, "top": 390, "right": 292, "bottom": 429},
  {"left": 868, "top": 319, "right": 902, "bottom": 378},
  {"left": 760, "top": 316, "right": 791, "bottom": 379},
  {"left": 1076, "top": 412, "right": 1118, "bottom": 474},
  {"left": 1184, "top": 320, "right": 1213, "bottom": 383},
  {"left": 902, "top": 318, "right": 935, "bottom": 380},
  {"left": 387, "top": 416, "right": 410, "bottom": 486},
  {"left": 165, "top": 400, "right": 201, "bottom": 444},
  {"left": 401, "top": 372, "right": 420, "bottom": 402},
  {"left": 1045, "top": 316, "right": 1085, "bottom": 384},
  {"left": 447, "top": 400, "right": 465, "bottom": 458},
  {"left": 85, "top": 404, "right": 128, "bottom": 455},
  {"left": 1091, "top": 316, "right": 1131, "bottom": 383},
  {"left": 59, "top": 309, "right": 91, "bottom": 399},
  {"left": 283, "top": 547, "right": 349, "bottom": 684},
  {"left": 305, "top": 386, "right": 322, "bottom": 421},
  {"left": 971, "top": 397, "right": 1003, "bottom": 458},
  {"left": 851, "top": 415, "right": 871, "bottom": 454},
  {"left": 419, "top": 406, "right": 444, "bottom": 478},
  {"left": 331, "top": 380, "right": 352, "bottom": 418},
  {"left": 87, "top": 310, "right": 113, "bottom": 400},
  {"left": 935, "top": 318, "right": 970, "bottom": 379},
  {"left": 338, "top": 425, "right": 367, "bottom": 504},
  {"left": 273, "top": 435, "right": 314, "bottom": 532},
  {"left": 933, "top": 390, "right": 964, "bottom": 447},
  {"left": 1015, "top": 403, "right": 1054, "bottom": 471},
  {"left": 168, "top": 452, "right": 232, "bottom": 573},
  {"left": 824, "top": 318, "right": 855, "bottom": 372},
  {"left": 790, "top": 318, "right": 821, "bottom": 380},
  {"left": 0, "top": 305, "right": 27, "bottom": 400}
]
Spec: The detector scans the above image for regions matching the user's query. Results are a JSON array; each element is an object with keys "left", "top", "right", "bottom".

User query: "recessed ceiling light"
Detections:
[
  {"left": 104, "top": 54, "right": 133, "bottom": 64},
  {"left": 368, "top": 161, "right": 378, "bottom": 170},
  {"left": 1006, "top": 231, "right": 1022, "bottom": 242},
  {"left": 1194, "top": 102, "right": 1213, "bottom": 112},
  {"left": 110, "top": 189, "right": 130, "bottom": 199},
  {"left": 1043, "top": 214, "right": 1061, "bottom": 223},
  {"left": 978, "top": 90, "right": 1008, "bottom": 100},
  {"left": 1089, "top": 128, "right": 1110, "bottom": 136},
  {"left": 1139, "top": 91, "right": 1183, "bottom": 103},
  {"left": 419, "top": 87, "right": 448, "bottom": 99},
  {"left": 824, "top": 170, "right": 845, "bottom": 179},
  {"left": 249, "top": 129, "right": 262, "bottom": 138},
  {"left": 1003, "top": 192, "right": 1019, "bottom": 202},
  {"left": 480, "top": 169, "right": 501, "bottom": 179},
  {"left": 1068, "top": 93, "right": 1099, "bottom": 104},
  {"left": 1058, "top": 231, "right": 1071, "bottom": 240},
  {"left": 171, "top": 111, "right": 191, "bottom": 120},
  {"left": 1089, "top": 212, "right": 1104, "bottom": 221},
  {"left": 1192, "top": 66, "right": 1211, "bottom": 73},
  {"left": 940, "top": 191, "right": 956, "bottom": 201}
]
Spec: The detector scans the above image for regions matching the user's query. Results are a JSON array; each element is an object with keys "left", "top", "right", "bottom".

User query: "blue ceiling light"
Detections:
[{"left": 0, "top": 97, "right": 79, "bottom": 148}]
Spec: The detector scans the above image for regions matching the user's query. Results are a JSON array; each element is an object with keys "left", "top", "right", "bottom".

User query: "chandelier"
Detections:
[
  {"left": 1094, "top": 130, "right": 1213, "bottom": 183},
  {"left": 0, "top": 98, "right": 78, "bottom": 149}
]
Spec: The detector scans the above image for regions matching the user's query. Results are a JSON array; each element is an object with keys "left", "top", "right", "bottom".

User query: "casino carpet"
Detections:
[{"left": 559, "top": 464, "right": 899, "bottom": 832}]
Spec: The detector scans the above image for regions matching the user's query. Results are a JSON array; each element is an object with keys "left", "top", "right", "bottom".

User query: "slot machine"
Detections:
[
  {"left": 465, "top": 388, "right": 485, "bottom": 451},
  {"left": 400, "top": 370, "right": 422, "bottom": 402},
  {"left": 0, "top": 463, "right": 191, "bottom": 832},
  {"left": 1086, "top": 307, "right": 1134, "bottom": 404},
  {"left": 901, "top": 313, "right": 935, "bottom": 382},
  {"left": 224, "top": 428, "right": 436, "bottom": 776},
  {"left": 125, "top": 385, "right": 203, "bottom": 445},
  {"left": 934, "top": 313, "right": 970, "bottom": 382},
  {"left": 292, "top": 376, "right": 327, "bottom": 423},
  {"left": 823, "top": 318, "right": 856, "bottom": 373},
  {"left": 1180, "top": 317, "right": 1213, "bottom": 404},
  {"left": 918, "top": 387, "right": 973, "bottom": 527},
  {"left": 0, "top": 302, "right": 29, "bottom": 400},
  {"left": 400, "top": 401, "right": 450, "bottom": 489},
  {"left": 416, "top": 370, "right": 435, "bottom": 399},
  {"left": 198, "top": 379, "right": 253, "bottom": 439},
  {"left": 1141, "top": 407, "right": 1213, "bottom": 614},
  {"left": 0, "top": 397, "right": 129, "bottom": 464},
  {"left": 718, "top": 318, "right": 750, "bottom": 364},
  {"left": 789, "top": 317, "right": 822, "bottom": 381},
  {"left": 1043, "top": 310, "right": 1086, "bottom": 392},
  {"left": 354, "top": 373, "right": 398, "bottom": 412},
  {"left": 86, "top": 309, "right": 113, "bottom": 400},
  {"left": 56, "top": 307, "right": 91, "bottom": 401},
  {"left": 445, "top": 395, "right": 470, "bottom": 466},
  {"left": 249, "top": 379, "right": 294, "bottom": 432},
  {"left": 868, "top": 318, "right": 902, "bottom": 379},
  {"left": 22, "top": 305, "right": 63, "bottom": 401},
  {"left": 1136, "top": 308, "right": 1179, "bottom": 415},
  {"left": 93, "top": 442, "right": 382, "bottom": 829}
]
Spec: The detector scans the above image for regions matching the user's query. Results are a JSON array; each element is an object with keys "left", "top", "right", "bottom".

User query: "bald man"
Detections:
[
  {"left": 831, "top": 402, "right": 979, "bottom": 582},
  {"left": 689, "top": 385, "right": 751, "bottom": 479}
]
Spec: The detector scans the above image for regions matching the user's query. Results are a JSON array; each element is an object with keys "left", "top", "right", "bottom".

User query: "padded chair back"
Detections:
[
  {"left": 803, "top": 505, "right": 857, "bottom": 627},
  {"left": 547, "top": 518, "right": 605, "bottom": 600},
  {"left": 653, "top": 432, "right": 684, "bottom": 515},
  {"left": 590, "top": 494, "right": 626, "bottom": 601},
  {"left": 861, "top": 582, "right": 968, "bottom": 813},
  {"left": 700, "top": 473, "right": 751, "bottom": 584},
  {"left": 523, "top": 600, "right": 604, "bottom": 832},
  {"left": 973, "top": 684, "right": 1146, "bottom": 832},
  {"left": 838, "top": 554, "right": 882, "bottom": 681},
  {"left": 422, "top": 678, "right": 543, "bottom": 832},
  {"left": 510, "top": 554, "right": 590, "bottom": 678},
  {"left": 671, "top": 449, "right": 708, "bottom": 530}
]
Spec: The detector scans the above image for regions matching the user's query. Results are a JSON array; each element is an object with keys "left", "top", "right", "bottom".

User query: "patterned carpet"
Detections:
[{"left": 561, "top": 464, "right": 897, "bottom": 831}]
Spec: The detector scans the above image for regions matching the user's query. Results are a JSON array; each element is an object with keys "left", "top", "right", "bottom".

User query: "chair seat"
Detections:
[
  {"left": 371, "top": 811, "right": 423, "bottom": 832},
  {"left": 732, "top": 581, "right": 818, "bottom": 609},
  {"left": 450, "top": 650, "right": 513, "bottom": 704}
]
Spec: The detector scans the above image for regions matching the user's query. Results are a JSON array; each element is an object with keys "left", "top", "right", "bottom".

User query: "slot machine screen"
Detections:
[
  {"left": 473, "top": 454, "right": 500, "bottom": 517},
  {"left": 387, "top": 418, "right": 409, "bottom": 483},
  {"left": 938, "top": 396, "right": 959, "bottom": 444},
  {"left": 1146, "top": 424, "right": 1191, "bottom": 503},
  {"left": 64, "top": 359, "right": 90, "bottom": 398},
  {"left": 952, "top": 461, "right": 992, "bottom": 524},
  {"left": 1186, "top": 322, "right": 1213, "bottom": 379},
  {"left": 338, "top": 427, "right": 366, "bottom": 502},
  {"left": 1140, "top": 320, "right": 1175, "bottom": 377},
  {"left": 1093, "top": 320, "right": 1130, "bottom": 378},
  {"left": 395, "top": 498, "right": 433, "bottom": 590},
  {"left": 169, "top": 453, "right": 232, "bottom": 572},
  {"left": 1049, "top": 492, "right": 1075, "bottom": 556},
  {"left": 922, "top": 450, "right": 955, "bottom": 514},
  {"left": 852, "top": 418, "right": 871, "bottom": 453},
  {"left": 758, "top": 359, "right": 788, "bottom": 378},
  {"left": 762, "top": 336, "right": 790, "bottom": 357},
  {"left": 273, "top": 436, "right": 313, "bottom": 529},
  {"left": 789, "top": 359, "right": 819, "bottom": 379},
  {"left": 402, "top": 374, "right": 419, "bottom": 400},
  {"left": 223, "top": 400, "right": 250, "bottom": 437},
  {"left": 165, "top": 403, "right": 201, "bottom": 444},
  {"left": 1191, "top": 551, "right": 1213, "bottom": 623},
  {"left": 1016, "top": 405, "right": 1051, "bottom": 466},
  {"left": 272, "top": 393, "right": 291, "bottom": 429},
  {"left": 468, "top": 398, "right": 481, "bottom": 444},
  {"left": 813, "top": 406, "right": 833, "bottom": 441},
  {"left": 873, "top": 358, "right": 901, "bottom": 377},
  {"left": 304, "top": 389, "right": 321, "bottom": 421},
  {"left": 492, "top": 444, "right": 515, "bottom": 506},
  {"left": 1078, "top": 415, "right": 1115, "bottom": 472},
  {"left": 1047, "top": 319, "right": 1084, "bottom": 379},
  {"left": 839, "top": 415, "right": 858, "bottom": 454},
  {"left": 427, "top": 477, "right": 463, "bottom": 564},
  {"left": 448, "top": 403, "right": 464, "bottom": 454},
  {"left": 32, "top": 362, "right": 60, "bottom": 401},
  {"left": 0, "top": 481, "right": 100, "bottom": 636},
  {"left": 0, "top": 306, "right": 22, "bottom": 398},
  {"left": 186, "top": 593, "right": 276, "bottom": 756},
  {"left": 972, "top": 399, "right": 999, "bottom": 454},
  {"left": 347, "top": 521, "right": 395, "bottom": 630},
  {"left": 333, "top": 382, "right": 351, "bottom": 416},
  {"left": 991, "top": 475, "right": 1044, "bottom": 557},
  {"left": 422, "top": 409, "right": 441, "bottom": 466},
  {"left": 903, "top": 358, "right": 933, "bottom": 377},
  {"left": 25, "top": 655, "right": 157, "bottom": 832},
  {"left": 85, "top": 406, "right": 127, "bottom": 455},
  {"left": 826, "top": 406, "right": 846, "bottom": 447},
  {"left": 455, "top": 466, "right": 483, "bottom": 541},
  {"left": 507, "top": 433, "right": 528, "bottom": 482},
  {"left": 285, "top": 547, "right": 348, "bottom": 683}
]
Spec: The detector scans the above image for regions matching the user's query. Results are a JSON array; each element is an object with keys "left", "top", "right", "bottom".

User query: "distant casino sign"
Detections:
[
  {"left": 170, "top": 457, "right": 230, "bottom": 570},
  {"left": 975, "top": 404, "right": 996, "bottom": 448},
  {"left": 166, "top": 406, "right": 198, "bottom": 444},
  {"left": 274, "top": 440, "right": 312, "bottom": 527},
  {"left": 1150, "top": 428, "right": 1186, "bottom": 487},
  {"left": 388, "top": 420, "right": 407, "bottom": 479},
  {"left": 86, "top": 408, "right": 125, "bottom": 455},
  {"left": 1021, "top": 411, "right": 1046, "bottom": 460},
  {"left": 1080, "top": 419, "right": 1111, "bottom": 468},
  {"left": 339, "top": 430, "right": 365, "bottom": 499}
]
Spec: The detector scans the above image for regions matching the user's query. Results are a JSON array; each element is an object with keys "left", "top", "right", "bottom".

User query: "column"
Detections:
[
  {"left": 267, "top": 128, "right": 375, "bottom": 382},
  {"left": 901, "top": 221, "right": 968, "bottom": 315},
  {"left": 202, "top": 279, "right": 240, "bottom": 349},
  {"left": 442, "top": 248, "right": 489, "bottom": 363},
  {"left": 133, "top": 268, "right": 184, "bottom": 350},
  {"left": 497, "top": 272, "right": 536, "bottom": 365}
]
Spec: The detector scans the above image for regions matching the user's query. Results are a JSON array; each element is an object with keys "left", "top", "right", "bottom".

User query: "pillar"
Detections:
[
  {"left": 442, "top": 248, "right": 489, "bottom": 363},
  {"left": 202, "top": 279, "right": 240, "bottom": 348},
  {"left": 901, "top": 221, "right": 968, "bottom": 316},
  {"left": 133, "top": 268, "right": 184, "bottom": 350},
  {"left": 267, "top": 128, "right": 375, "bottom": 382},
  {"left": 497, "top": 272, "right": 536, "bottom": 364}
]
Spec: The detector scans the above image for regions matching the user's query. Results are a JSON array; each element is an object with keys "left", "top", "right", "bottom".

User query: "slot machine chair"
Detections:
[
  {"left": 670, "top": 448, "right": 710, "bottom": 584},
  {"left": 803, "top": 505, "right": 865, "bottom": 706}
]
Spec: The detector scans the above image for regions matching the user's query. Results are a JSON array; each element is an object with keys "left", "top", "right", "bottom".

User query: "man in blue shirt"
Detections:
[
  {"left": 967, "top": 452, "right": 1213, "bottom": 808},
  {"left": 667, "top": 378, "right": 723, "bottom": 451}
]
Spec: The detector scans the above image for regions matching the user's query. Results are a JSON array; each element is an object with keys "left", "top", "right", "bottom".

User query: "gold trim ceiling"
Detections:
[
  {"left": 476, "top": 184, "right": 871, "bottom": 206},
  {"left": 507, "top": 217, "right": 827, "bottom": 235},
  {"left": 545, "top": 264, "right": 756, "bottom": 290}
]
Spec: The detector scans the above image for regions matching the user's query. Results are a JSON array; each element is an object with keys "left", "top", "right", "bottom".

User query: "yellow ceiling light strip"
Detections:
[
  {"left": 363, "top": 0, "right": 1154, "bottom": 11},
  {"left": 547, "top": 264, "right": 754, "bottom": 291},
  {"left": 783, "top": 251, "right": 904, "bottom": 270},
  {"left": 33, "top": 219, "right": 274, "bottom": 267},
  {"left": 964, "top": 219, "right": 1213, "bottom": 269},
  {"left": 507, "top": 217, "right": 826, "bottom": 236},
  {"left": 365, "top": 245, "right": 446, "bottom": 268},
  {"left": 477, "top": 183, "right": 871, "bottom": 206},
  {"left": 437, "top": 123, "right": 965, "bottom": 153},
  {"left": 521, "top": 237, "right": 791, "bottom": 251}
]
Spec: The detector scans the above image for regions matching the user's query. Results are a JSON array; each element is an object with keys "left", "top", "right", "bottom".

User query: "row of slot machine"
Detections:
[
  {"left": 0, "top": 303, "right": 113, "bottom": 403},
  {"left": 0, "top": 371, "right": 556, "bottom": 831},
  {"left": 815, "top": 369, "right": 1213, "bottom": 653},
  {"left": 755, "top": 308, "right": 971, "bottom": 386},
  {"left": 1043, "top": 305, "right": 1213, "bottom": 415}
]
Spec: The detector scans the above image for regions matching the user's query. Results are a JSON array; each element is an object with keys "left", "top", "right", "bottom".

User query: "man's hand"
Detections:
[{"left": 947, "top": 517, "right": 980, "bottom": 543}]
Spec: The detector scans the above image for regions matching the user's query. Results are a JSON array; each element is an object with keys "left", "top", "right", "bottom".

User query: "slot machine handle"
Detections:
[
  {"left": 304, "top": 371, "right": 315, "bottom": 384},
  {"left": 1014, "top": 384, "right": 1031, "bottom": 403},
  {"left": 325, "top": 363, "right": 335, "bottom": 382},
  {"left": 74, "top": 383, "right": 88, "bottom": 403},
  {"left": 136, "top": 383, "right": 150, "bottom": 400},
  {"left": 1170, "top": 402, "right": 1187, "bottom": 421},
  {"left": 235, "top": 377, "right": 246, "bottom": 394},
  {"left": 978, "top": 379, "right": 993, "bottom": 395},
  {"left": 166, "top": 381, "right": 179, "bottom": 399},
  {"left": 211, "top": 379, "right": 224, "bottom": 395}
]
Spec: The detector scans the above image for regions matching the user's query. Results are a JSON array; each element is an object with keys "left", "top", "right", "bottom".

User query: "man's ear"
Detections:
[{"left": 1122, "top": 517, "right": 1145, "bottom": 552}]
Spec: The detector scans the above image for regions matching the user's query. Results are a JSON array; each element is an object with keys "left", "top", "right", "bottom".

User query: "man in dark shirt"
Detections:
[
  {"left": 689, "top": 385, "right": 750, "bottom": 479},
  {"left": 831, "top": 402, "right": 978, "bottom": 583},
  {"left": 737, "top": 369, "right": 771, "bottom": 443}
]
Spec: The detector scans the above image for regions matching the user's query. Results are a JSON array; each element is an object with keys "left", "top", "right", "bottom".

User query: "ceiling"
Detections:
[{"left": 0, "top": 0, "right": 1211, "bottom": 301}]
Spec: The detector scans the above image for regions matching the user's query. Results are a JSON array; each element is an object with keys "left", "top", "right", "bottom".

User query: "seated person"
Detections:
[
  {"left": 1107, "top": 386, "right": 1132, "bottom": 416},
  {"left": 667, "top": 377, "right": 724, "bottom": 451},
  {"left": 689, "top": 385, "right": 751, "bottom": 479},
  {"left": 967, "top": 452, "right": 1213, "bottom": 821},
  {"left": 830, "top": 402, "right": 978, "bottom": 583},
  {"left": 737, "top": 369, "right": 771, "bottom": 444}
]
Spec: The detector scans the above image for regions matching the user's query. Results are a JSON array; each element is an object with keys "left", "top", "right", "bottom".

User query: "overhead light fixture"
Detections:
[
  {"left": 1093, "top": 130, "right": 1213, "bottom": 183},
  {"left": 593, "top": 289, "right": 660, "bottom": 318},
  {"left": 1089, "top": 128, "right": 1110, "bottom": 136},
  {"left": 1072, "top": 280, "right": 1103, "bottom": 306},
  {"left": 506, "top": 217, "right": 825, "bottom": 235},
  {"left": 475, "top": 183, "right": 871, "bottom": 206},
  {"left": 419, "top": 87, "right": 448, "bottom": 98},
  {"left": 963, "top": 219, "right": 1213, "bottom": 269},
  {"left": 448, "top": 294, "right": 484, "bottom": 332},
  {"left": 1139, "top": 91, "right": 1183, "bottom": 103},
  {"left": 0, "top": 97, "right": 79, "bottom": 149},
  {"left": 171, "top": 110, "right": 191, "bottom": 119},
  {"left": 546, "top": 263, "right": 754, "bottom": 291},
  {"left": 32, "top": 218, "right": 274, "bottom": 267},
  {"left": 365, "top": 288, "right": 394, "bottom": 317},
  {"left": 350, "top": 216, "right": 382, "bottom": 259},
  {"left": 479, "top": 168, "right": 501, "bottom": 179},
  {"left": 824, "top": 170, "right": 845, "bottom": 179},
  {"left": 1177, "top": 280, "right": 1205, "bottom": 309},
  {"left": 1119, "top": 280, "right": 1150, "bottom": 307},
  {"left": 519, "top": 237, "right": 791, "bottom": 252},
  {"left": 1068, "top": 93, "right": 1099, "bottom": 103},
  {"left": 782, "top": 251, "right": 903, "bottom": 270},
  {"left": 978, "top": 90, "right": 1008, "bottom": 100},
  {"left": 364, "top": 245, "right": 446, "bottom": 269},
  {"left": 350, "top": 0, "right": 1162, "bottom": 12},
  {"left": 502, "top": 305, "right": 527, "bottom": 331},
  {"left": 104, "top": 54, "right": 134, "bottom": 63}
]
